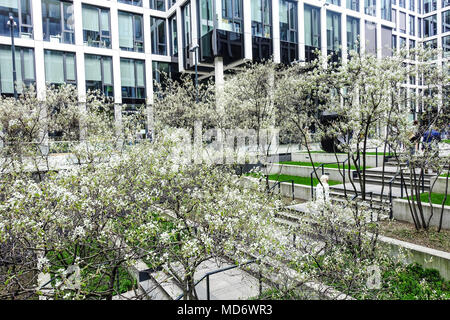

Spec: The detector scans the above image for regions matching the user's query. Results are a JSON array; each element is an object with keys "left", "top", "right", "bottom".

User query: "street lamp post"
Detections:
[
  {"left": 7, "top": 16, "right": 17, "bottom": 99},
  {"left": 190, "top": 44, "right": 200, "bottom": 103}
]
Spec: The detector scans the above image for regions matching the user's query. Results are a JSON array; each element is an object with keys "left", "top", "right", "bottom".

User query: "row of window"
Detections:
[
  {"left": 394, "top": 9, "right": 450, "bottom": 37},
  {"left": 0, "top": 45, "right": 175, "bottom": 100}
]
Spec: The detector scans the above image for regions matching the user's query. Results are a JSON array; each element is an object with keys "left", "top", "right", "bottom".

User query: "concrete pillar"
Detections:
[
  {"left": 243, "top": 0, "right": 253, "bottom": 60},
  {"left": 341, "top": 12, "right": 347, "bottom": 63},
  {"left": 298, "top": 0, "right": 305, "bottom": 62},
  {"left": 320, "top": 5, "right": 327, "bottom": 58},
  {"left": 215, "top": 56, "right": 224, "bottom": 114},
  {"left": 272, "top": 0, "right": 280, "bottom": 63}
]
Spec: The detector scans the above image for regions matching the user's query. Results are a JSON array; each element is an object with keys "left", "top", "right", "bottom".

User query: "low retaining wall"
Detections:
[
  {"left": 267, "top": 180, "right": 313, "bottom": 201},
  {"left": 392, "top": 198, "right": 450, "bottom": 230},
  {"left": 266, "top": 163, "right": 353, "bottom": 184},
  {"left": 431, "top": 176, "right": 449, "bottom": 194},
  {"left": 378, "top": 235, "right": 450, "bottom": 281},
  {"left": 291, "top": 153, "right": 384, "bottom": 169}
]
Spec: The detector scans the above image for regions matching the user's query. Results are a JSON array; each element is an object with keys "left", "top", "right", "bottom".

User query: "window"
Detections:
[
  {"left": 326, "top": 0, "right": 341, "bottom": 5},
  {"left": 304, "top": 4, "right": 320, "bottom": 61},
  {"left": 42, "top": 0, "right": 74, "bottom": 44},
  {"left": 381, "top": 0, "right": 392, "bottom": 21},
  {"left": 409, "top": 39, "right": 416, "bottom": 59},
  {"left": 327, "top": 11, "right": 341, "bottom": 56},
  {"left": 443, "top": 11, "right": 450, "bottom": 33},
  {"left": 169, "top": 15, "right": 178, "bottom": 56},
  {"left": 182, "top": 3, "right": 191, "bottom": 49},
  {"left": 152, "top": 61, "right": 170, "bottom": 91},
  {"left": 120, "top": 58, "right": 145, "bottom": 104},
  {"left": 399, "top": 0, "right": 405, "bottom": 8},
  {"left": 0, "top": 45, "right": 34, "bottom": 95},
  {"left": 424, "top": 0, "right": 436, "bottom": 13},
  {"left": 346, "top": 0, "right": 359, "bottom": 11},
  {"left": 399, "top": 11, "right": 406, "bottom": 33},
  {"left": 381, "top": 26, "right": 392, "bottom": 57},
  {"left": 392, "top": 34, "right": 397, "bottom": 51},
  {"left": 44, "top": 50, "right": 76, "bottom": 85},
  {"left": 251, "top": 0, "right": 271, "bottom": 38},
  {"left": 409, "top": 0, "right": 415, "bottom": 11},
  {"left": 443, "top": 35, "right": 450, "bottom": 58},
  {"left": 82, "top": 5, "right": 111, "bottom": 48},
  {"left": 409, "top": 15, "right": 415, "bottom": 36},
  {"left": 199, "top": 0, "right": 213, "bottom": 36},
  {"left": 364, "top": 0, "right": 376, "bottom": 16},
  {"left": 118, "top": 0, "right": 142, "bottom": 6},
  {"left": 218, "top": 0, "right": 243, "bottom": 33},
  {"left": 85, "top": 54, "right": 113, "bottom": 97},
  {"left": 423, "top": 14, "right": 437, "bottom": 37},
  {"left": 444, "top": 0, "right": 450, "bottom": 9},
  {"left": 418, "top": 17, "right": 422, "bottom": 36},
  {"left": 151, "top": 17, "right": 167, "bottom": 55},
  {"left": 280, "top": 0, "right": 297, "bottom": 43},
  {"left": 118, "top": 11, "right": 143, "bottom": 52},
  {"left": 399, "top": 36, "right": 406, "bottom": 48},
  {"left": 0, "top": 0, "right": 32, "bottom": 38},
  {"left": 150, "top": 0, "right": 165, "bottom": 11},
  {"left": 346, "top": 16, "right": 359, "bottom": 53},
  {"left": 365, "top": 21, "right": 377, "bottom": 55}
]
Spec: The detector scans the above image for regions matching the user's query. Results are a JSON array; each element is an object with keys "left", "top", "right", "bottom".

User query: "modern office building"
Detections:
[{"left": 0, "top": 0, "right": 448, "bottom": 124}]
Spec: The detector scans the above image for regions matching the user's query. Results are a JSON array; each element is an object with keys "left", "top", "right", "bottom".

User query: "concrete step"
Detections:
[
  {"left": 352, "top": 178, "right": 431, "bottom": 189},
  {"left": 150, "top": 270, "right": 184, "bottom": 300}
]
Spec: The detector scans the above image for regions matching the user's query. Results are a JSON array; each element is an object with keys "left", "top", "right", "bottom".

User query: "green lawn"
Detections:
[
  {"left": 279, "top": 161, "right": 370, "bottom": 170},
  {"left": 248, "top": 173, "right": 341, "bottom": 187},
  {"left": 298, "top": 151, "right": 393, "bottom": 156},
  {"left": 405, "top": 192, "right": 450, "bottom": 206},
  {"left": 443, "top": 139, "right": 450, "bottom": 144}
]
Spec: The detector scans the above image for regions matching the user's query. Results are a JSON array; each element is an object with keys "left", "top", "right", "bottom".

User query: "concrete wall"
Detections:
[
  {"left": 291, "top": 153, "right": 384, "bottom": 169},
  {"left": 379, "top": 235, "right": 450, "bottom": 281},
  {"left": 392, "top": 199, "right": 450, "bottom": 230},
  {"left": 266, "top": 163, "right": 353, "bottom": 184},
  {"left": 267, "top": 180, "right": 313, "bottom": 201},
  {"left": 431, "top": 176, "right": 450, "bottom": 195}
]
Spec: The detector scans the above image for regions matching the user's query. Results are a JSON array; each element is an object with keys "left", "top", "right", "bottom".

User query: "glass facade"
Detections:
[
  {"left": 82, "top": 4, "right": 111, "bottom": 48},
  {"left": 327, "top": 10, "right": 341, "bottom": 60},
  {"left": 443, "top": 10, "right": 450, "bottom": 33},
  {"left": 0, "top": 44, "right": 34, "bottom": 95},
  {"left": 381, "top": 0, "right": 392, "bottom": 21},
  {"left": 424, "top": 0, "right": 437, "bottom": 13},
  {"left": 120, "top": 58, "right": 145, "bottom": 104},
  {"left": 151, "top": 17, "right": 167, "bottom": 55},
  {"left": 42, "top": 0, "right": 74, "bottom": 44},
  {"left": 365, "top": 0, "right": 376, "bottom": 16},
  {"left": 251, "top": 0, "right": 271, "bottom": 38},
  {"left": 424, "top": 14, "right": 437, "bottom": 37},
  {"left": 44, "top": 50, "right": 76, "bottom": 85},
  {"left": 304, "top": 4, "right": 320, "bottom": 62},
  {"left": 0, "top": 0, "right": 32, "bottom": 38},
  {"left": 118, "top": 11, "right": 144, "bottom": 52},
  {"left": 280, "top": 0, "right": 297, "bottom": 43},
  {"left": 347, "top": 16, "right": 359, "bottom": 53},
  {"left": 85, "top": 54, "right": 113, "bottom": 97},
  {"left": 346, "top": 0, "right": 359, "bottom": 12}
]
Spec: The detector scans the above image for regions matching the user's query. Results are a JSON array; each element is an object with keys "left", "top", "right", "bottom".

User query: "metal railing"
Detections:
[
  {"left": 268, "top": 177, "right": 295, "bottom": 200},
  {"left": 175, "top": 259, "right": 259, "bottom": 300}
]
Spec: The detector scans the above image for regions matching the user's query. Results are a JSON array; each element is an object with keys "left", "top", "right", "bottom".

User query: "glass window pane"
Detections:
[
  {"left": 102, "top": 57, "right": 112, "bottom": 85},
  {"left": 120, "top": 59, "right": 135, "bottom": 87},
  {"left": 44, "top": 50, "right": 64, "bottom": 83},
  {"left": 119, "top": 12, "right": 133, "bottom": 49},
  {"left": 84, "top": 55, "right": 101, "bottom": 81},
  {"left": 83, "top": 6, "right": 99, "bottom": 31}
]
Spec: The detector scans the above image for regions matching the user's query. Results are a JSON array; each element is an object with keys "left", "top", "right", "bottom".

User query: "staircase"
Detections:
[{"left": 328, "top": 167, "right": 437, "bottom": 210}]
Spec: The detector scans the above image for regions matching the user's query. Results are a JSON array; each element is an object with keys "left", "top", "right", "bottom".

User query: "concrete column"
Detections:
[
  {"left": 320, "top": 5, "right": 327, "bottom": 58},
  {"left": 215, "top": 57, "right": 224, "bottom": 114},
  {"left": 341, "top": 12, "right": 347, "bottom": 63},
  {"left": 176, "top": 6, "right": 184, "bottom": 72},
  {"left": 298, "top": 0, "right": 305, "bottom": 61},
  {"left": 359, "top": 18, "right": 366, "bottom": 54},
  {"left": 243, "top": 0, "right": 253, "bottom": 60},
  {"left": 272, "top": 0, "right": 280, "bottom": 63}
]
